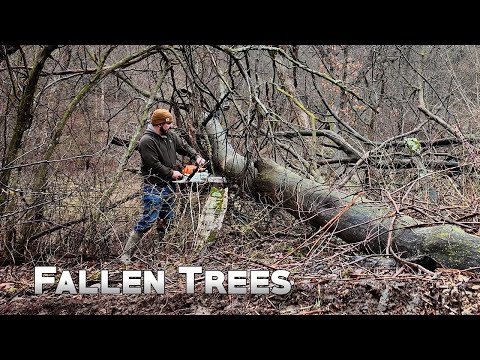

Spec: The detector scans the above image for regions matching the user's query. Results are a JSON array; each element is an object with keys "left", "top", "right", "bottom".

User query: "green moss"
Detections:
[
  {"left": 209, "top": 186, "right": 225, "bottom": 213},
  {"left": 422, "top": 225, "right": 479, "bottom": 267},
  {"left": 207, "top": 231, "right": 217, "bottom": 242},
  {"left": 87, "top": 270, "right": 101, "bottom": 281}
]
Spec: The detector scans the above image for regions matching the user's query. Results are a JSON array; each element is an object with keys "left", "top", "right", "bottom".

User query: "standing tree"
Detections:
[{"left": 1, "top": 45, "right": 480, "bottom": 270}]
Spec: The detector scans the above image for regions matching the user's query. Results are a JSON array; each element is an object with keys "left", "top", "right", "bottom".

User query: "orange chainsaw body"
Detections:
[{"left": 182, "top": 165, "right": 197, "bottom": 175}]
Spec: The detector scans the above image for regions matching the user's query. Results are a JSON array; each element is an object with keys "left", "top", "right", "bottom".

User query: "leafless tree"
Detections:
[{"left": 1, "top": 45, "right": 480, "bottom": 269}]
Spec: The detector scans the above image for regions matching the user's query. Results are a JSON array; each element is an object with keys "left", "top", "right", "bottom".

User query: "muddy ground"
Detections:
[{"left": 1, "top": 192, "right": 480, "bottom": 315}]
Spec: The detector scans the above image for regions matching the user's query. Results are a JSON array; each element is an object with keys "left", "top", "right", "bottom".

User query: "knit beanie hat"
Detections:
[{"left": 151, "top": 108, "right": 174, "bottom": 125}]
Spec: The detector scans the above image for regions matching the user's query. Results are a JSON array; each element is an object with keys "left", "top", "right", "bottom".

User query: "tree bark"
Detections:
[
  {"left": 16, "top": 46, "right": 162, "bottom": 256},
  {"left": 0, "top": 45, "right": 58, "bottom": 216},
  {"left": 205, "top": 117, "right": 480, "bottom": 270},
  {"left": 0, "top": 45, "right": 58, "bottom": 261}
]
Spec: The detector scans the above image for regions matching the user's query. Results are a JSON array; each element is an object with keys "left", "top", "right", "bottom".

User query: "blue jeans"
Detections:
[{"left": 133, "top": 183, "right": 176, "bottom": 234}]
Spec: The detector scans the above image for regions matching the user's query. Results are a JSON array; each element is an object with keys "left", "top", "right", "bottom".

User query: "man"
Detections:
[{"left": 121, "top": 108, "right": 206, "bottom": 264}]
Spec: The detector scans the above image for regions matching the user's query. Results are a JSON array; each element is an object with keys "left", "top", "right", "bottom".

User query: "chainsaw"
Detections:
[{"left": 173, "top": 161, "right": 209, "bottom": 183}]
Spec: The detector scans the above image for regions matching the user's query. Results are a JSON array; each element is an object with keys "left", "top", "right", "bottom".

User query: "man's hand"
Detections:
[
  {"left": 172, "top": 170, "right": 183, "bottom": 180},
  {"left": 195, "top": 156, "right": 206, "bottom": 167}
]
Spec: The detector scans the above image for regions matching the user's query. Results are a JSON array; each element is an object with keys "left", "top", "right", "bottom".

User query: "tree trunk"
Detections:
[
  {"left": 17, "top": 46, "right": 162, "bottom": 257},
  {"left": 205, "top": 117, "right": 480, "bottom": 270},
  {"left": 0, "top": 45, "right": 58, "bottom": 261},
  {"left": 0, "top": 45, "right": 58, "bottom": 216}
]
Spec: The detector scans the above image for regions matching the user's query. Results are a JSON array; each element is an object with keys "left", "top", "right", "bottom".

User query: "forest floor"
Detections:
[{"left": 1, "top": 190, "right": 480, "bottom": 315}]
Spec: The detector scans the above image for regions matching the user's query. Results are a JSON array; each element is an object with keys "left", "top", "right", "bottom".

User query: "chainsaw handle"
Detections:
[{"left": 198, "top": 160, "right": 209, "bottom": 171}]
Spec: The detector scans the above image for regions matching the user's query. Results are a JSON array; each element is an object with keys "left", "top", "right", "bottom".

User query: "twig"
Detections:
[
  {"left": 306, "top": 192, "right": 364, "bottom": 258},
  {"left": 384, "top": 190, "right": 400, "bottom": 256},
  {"left": 274, "top": 192, "right": 363, "bottom": 265},
  {"left": 336, "top": 120, "right": 428, "bottom": 187}
]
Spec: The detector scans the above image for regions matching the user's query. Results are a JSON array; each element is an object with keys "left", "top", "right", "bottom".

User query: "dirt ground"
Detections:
[{"left": 1, "top": 193, "right": 480, "bottom": 315}]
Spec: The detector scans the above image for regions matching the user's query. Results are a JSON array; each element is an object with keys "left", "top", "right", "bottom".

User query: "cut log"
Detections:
[
  {"left": 194, "top": 187, "right": 229, "bottom": 250},
  {"left": 205, "top": 117, "right": 480, "bottom": 270}
]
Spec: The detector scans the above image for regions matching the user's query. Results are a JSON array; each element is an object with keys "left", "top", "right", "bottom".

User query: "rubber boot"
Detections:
[{"left": 120, "top": 230, "right": 142, "bottom": 264}]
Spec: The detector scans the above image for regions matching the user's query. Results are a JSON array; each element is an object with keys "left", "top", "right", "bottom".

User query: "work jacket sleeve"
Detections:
[{"left": 173, "top": 132, "right": 199, "bottom": 159}]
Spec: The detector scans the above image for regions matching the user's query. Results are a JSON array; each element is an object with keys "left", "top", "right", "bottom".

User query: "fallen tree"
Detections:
[{"left": 205, "top": 117, "right": 480, "bottom": 271}]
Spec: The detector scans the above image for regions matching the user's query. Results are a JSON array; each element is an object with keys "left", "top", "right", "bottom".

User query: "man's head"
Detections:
[{"left": 151, "top": 108, "right": 174, "bottom": 134}]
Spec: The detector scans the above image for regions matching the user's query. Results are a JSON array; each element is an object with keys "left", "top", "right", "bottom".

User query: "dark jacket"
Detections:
[{"left": 138, "top": 129, "right": 199, "bottom": 187}]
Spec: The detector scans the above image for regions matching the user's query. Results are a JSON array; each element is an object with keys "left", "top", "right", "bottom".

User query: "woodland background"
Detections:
[{"left": 1, "top": 45, "right": 480, "bottom": 314}]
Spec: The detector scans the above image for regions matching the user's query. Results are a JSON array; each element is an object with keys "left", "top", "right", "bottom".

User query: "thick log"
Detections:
[
  {"left": 205, "top": 118, "right": 480, "bottom": 270},
  {"left": 255, "top": 159, "right": 480, "bottom": 269},
  {"left": 204, "top": 118, "right": 256, "bottom": 188}
]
